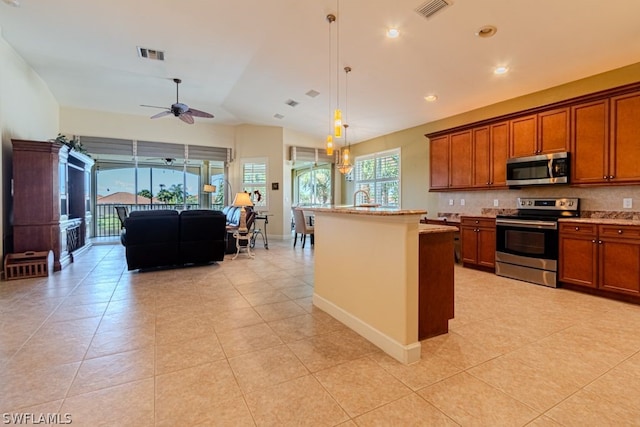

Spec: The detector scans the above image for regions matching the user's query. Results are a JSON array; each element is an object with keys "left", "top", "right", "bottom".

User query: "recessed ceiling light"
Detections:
[
  {"left": 476, "top": 25, "right": 497, "bottom": 38},
  {"left": 494, "top": 66, "right": 509, "bottom": 75},
  {"left": 424, "top": 94, "right": 438, "bottom": 102},
  {"left": 387, "top": 28, "right": 400, "bottom": 38}
]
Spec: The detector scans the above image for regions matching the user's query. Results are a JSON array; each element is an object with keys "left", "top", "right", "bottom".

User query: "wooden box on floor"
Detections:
[{"left": 4, "top": 251, "right": 49, "bottom": 280}]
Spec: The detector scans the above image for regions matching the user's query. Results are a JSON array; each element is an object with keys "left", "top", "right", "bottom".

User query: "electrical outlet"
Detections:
[
  {"left": 448, "top": 199, "right": 454, "bottom": 206},
  {"left": 623, "top": 198, "right": 633, "bottom": 209},
  {"left": 493, "top": 199, "right": 499, "bottom": 207},
  {"left": 460, "top": 199, "right": 465, "bottom": 206}
]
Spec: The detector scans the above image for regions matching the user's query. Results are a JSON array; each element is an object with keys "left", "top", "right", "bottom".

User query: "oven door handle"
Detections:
[{"left": 496, "top": 219, "right": 558, "bottom": 230}]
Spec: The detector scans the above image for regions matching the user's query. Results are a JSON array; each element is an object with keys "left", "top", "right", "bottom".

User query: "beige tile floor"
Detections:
[{"left": 2, "top": 241, "right": 640, "bottom": 426}]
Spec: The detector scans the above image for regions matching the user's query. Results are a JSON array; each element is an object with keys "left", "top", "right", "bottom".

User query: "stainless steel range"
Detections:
[{"left": 495, "top": 197, "right": 579, "bottom": 287}]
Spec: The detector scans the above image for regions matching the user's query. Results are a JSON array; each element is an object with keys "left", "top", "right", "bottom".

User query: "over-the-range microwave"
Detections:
[{"left": 506, "top": 152, "right": 570, "bottom": 186}]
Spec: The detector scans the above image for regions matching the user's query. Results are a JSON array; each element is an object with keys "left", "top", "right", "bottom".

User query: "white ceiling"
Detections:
[{"left": 1, "top": 0, "right": 639, "bottom": 143}]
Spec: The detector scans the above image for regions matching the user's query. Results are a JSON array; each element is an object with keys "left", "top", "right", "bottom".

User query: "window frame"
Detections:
[
  {"left": 353, "top": 148, "right": 401, "bottom": 208},
  {"left": 241, "top": 157, "right": 268, "bottom": 210}
]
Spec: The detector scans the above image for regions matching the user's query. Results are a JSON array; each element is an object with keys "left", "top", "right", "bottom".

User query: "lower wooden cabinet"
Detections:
[
  {"left": 559, "top": 222, "right": 640, "bottom": 296},
  {"left": 460, "top": 217, "right": 495, "bottom": 270}
]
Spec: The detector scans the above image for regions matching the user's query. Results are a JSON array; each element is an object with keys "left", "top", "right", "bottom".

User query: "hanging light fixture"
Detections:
[
  {"left": 326, "top": 13, "right": 336, "bottom": 156},
  {"left": 333, "top": 0, "right": 343, "bottom": 140},
  {"left": 337, "top": 66, "right": 353, "bottom": 175}
]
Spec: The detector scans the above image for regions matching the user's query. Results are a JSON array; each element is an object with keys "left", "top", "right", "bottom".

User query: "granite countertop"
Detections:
[
  {"left": 418, "top": 224, "right": 459, "bottom": 234},
  {"left": 302, "top": 206, "right": 427, "bottom": 216},
  {"left": 559, "top": 218, "right": 640, "bottom": 226}
]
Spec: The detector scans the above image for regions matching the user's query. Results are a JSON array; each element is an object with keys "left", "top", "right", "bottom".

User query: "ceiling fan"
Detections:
[{"left": 141, "top": 78, "right": 214, "bottom": 124}]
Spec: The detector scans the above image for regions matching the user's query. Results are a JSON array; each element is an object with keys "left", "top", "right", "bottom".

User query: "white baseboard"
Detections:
[{"left": 313, "top": 293, "right": 421, "bottom": 365}]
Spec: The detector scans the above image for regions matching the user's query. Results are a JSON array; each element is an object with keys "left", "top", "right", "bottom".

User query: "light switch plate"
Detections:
[
  {"left": 493, "top": 199, "right": 499, "bottom": 207},
  {"left": 623, "top": 198, "right": 633, "bottom": 209},
  {"left": 460, "top": 199, "right": 465, "bottom": 206},
  {"left": 448, "top": 199, "right": 454, "bottom": 206}
]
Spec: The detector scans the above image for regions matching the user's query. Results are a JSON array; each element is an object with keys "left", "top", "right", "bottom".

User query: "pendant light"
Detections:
[
  {"left": 326, "top": 13, "right": 336, "bottom": 156},
  {"left": 337, "top": 66, "right": 353, "bottom": 175},
  {"left": 333, "top": 0, "right": 342, "bottom": 140}
]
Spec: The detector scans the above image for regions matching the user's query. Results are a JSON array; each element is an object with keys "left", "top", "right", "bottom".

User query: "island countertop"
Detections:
[
  {"left": 299, "top": 206, "right": 427, "bottom": 216},
  {"left": 419, "top": 224, "right": 459, "bottom": 234}
]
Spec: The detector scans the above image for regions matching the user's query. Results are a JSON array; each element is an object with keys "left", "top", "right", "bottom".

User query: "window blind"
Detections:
[{"left": 289, "top": 146, "right": 335, "bottom": 164}]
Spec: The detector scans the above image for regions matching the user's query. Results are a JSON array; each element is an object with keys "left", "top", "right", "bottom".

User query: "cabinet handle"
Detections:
[
  {"left": 575, "top": 227, "right": 580, "bottom": 231},
  {"left": 618, "top": 229, "right": 623, "bottom": 234},
  {"left": 609, "top": 175, "right": 614, "bottom": 179},
  {"left": 486, "top": 181, "right": 490, "bottom": 185},
  {"left": 592, "top": 239, "right": 596, "bottom": 243},
  {"left": 598, "top": 240, "right": 603, "bottom": 244},
  {"left": 603, "top": 176, "right": 607, "bottom": 179},
  {"left": 475, "top": 220, "right": 479, "bottom": 224}
]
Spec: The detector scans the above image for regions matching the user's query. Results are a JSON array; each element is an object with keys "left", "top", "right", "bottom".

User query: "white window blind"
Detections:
[
  {"left": 242, "top": 160, "right": 268, "bottom": 209},
  {"left": 354, "top": 149, "right": 400, "bottom": 207}
]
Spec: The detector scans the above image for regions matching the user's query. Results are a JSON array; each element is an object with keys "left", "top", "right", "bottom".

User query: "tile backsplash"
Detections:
[{"left": 434, "top": 184, "right": 640, "bottom": 218}]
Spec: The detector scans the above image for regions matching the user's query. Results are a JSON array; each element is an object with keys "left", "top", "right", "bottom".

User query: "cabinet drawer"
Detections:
[
  {"left": 460, "top": 217, "right": 495, "bottom": 228},
  {"left": 559, "top": 222, "right": 597, "bottom": 236},
  {"left": 598, "top": 224, "right": 640, "bottom": 240}
]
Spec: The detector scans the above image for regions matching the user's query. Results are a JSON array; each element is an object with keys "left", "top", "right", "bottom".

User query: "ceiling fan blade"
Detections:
[
  {"left": 150, "top": 110, "right": 172, "bottom": 119},
  {"left": 178, "top": 113, "right": 195, "bottom": 124},
  {"left": 187, "top": 108, "right": 214, "bottom": 118},
  {"left": 140, "top": 104, "right": 169, "bottom": 110}
]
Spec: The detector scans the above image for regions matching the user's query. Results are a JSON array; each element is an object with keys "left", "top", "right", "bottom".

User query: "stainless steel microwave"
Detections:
[{"left": 506, "top": 152, "right": 569, "bottom": 186}]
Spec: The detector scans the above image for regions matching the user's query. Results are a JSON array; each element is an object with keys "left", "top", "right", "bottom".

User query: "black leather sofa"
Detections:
[
  {"left": 222, "top": 206, "right": 256, "bottom": 254},
  {"left": 121, "top": 209, "right": 226, "bottom": 270}
]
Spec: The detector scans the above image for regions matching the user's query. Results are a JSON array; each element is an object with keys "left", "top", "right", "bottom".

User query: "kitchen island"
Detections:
[{"left": 305, "top": 206, "right": 456, "bottom": 364}]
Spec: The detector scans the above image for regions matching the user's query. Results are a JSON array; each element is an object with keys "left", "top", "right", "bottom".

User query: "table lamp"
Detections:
[{"left": 233, "top": 192, "right": 253, "bottom": 233}]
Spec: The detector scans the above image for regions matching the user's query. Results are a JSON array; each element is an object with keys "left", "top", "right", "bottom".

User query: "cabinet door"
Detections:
[
  {"left": 571, "top": 100, "right": 609, "bottom": 185},
  {"left": 472, "top": 126, "right": 490, "bottom": 187},
  {"left": 610, "top": 91, "right": 640, "bottom": 184},
  {"left": 510, "top": 114, "right": 537, "bottom": 157},
  {"left": 477, "top": 227, "right": 496, "bottom": 268},
  {"left": 490, "top": 122, "right": 509, "bottom": 187},
  {"left": 449, "top": 130, "right": 473, "bottom": 188},
  {"left": 558, "top": 234, "right": 597, "bottom": 288},
  {"left": 461, "top": 226, "right": 479, "bottom": 264},
  {"left": 429, "top": 136, "right": 450, "bottom": 189},
  {"left": 538, "top": 108, "right": 569, "bottom": 154},
  {"left": 599, "top": 237, "right": 640, "bottom": 295}
]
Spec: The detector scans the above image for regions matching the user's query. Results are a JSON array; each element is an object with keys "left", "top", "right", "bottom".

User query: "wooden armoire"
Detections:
[{"left": 12, "top": 139, "right": 94, "bottom": 271}]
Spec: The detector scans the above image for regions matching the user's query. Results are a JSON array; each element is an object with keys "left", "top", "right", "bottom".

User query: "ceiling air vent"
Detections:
[
  {"left": 415, "top": 0, "right": 451, "bottom": 19},
  {"left": 274, "top": 113, "right": 285, "bottom": 120},
  {"left": 137, "top": 46, "right": 165, "bottom": 61},
  {"left": 305, "top": 90, "right": 320, "bottom": 98},
  {"left": 285, "top": 99, "right": 300, "bottom": 107}
]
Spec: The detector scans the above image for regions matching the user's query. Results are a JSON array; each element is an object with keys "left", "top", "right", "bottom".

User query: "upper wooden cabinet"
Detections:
[
  {"left": 472, "top": 122, "right": 509, "bottom": 188},
  {"left": 429, "top": 135, "right": 450, "bottom": 189},
  {"left": 571, "top": 91, "right": 640, "bottom": 186},
  {"left": 429, "top": 130, "right": 473, "bottom": 190},
  {"left": 449, "top": 130, "right": 472, "bottom": 188},
  {"left": 609, "top": 91, "right": 640, "bottom": 184},
  {"left": 426, "top": 81, "right": 640, "bottom": 191},
  {"left": 571, "top": 99, "right": 609, "bottom": 185},
  {"left": 509, "top": 108, "right": 569, "bottom": 158}
]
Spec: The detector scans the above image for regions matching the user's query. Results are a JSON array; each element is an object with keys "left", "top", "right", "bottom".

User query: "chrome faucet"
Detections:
[{"left": 353, "top": 189, "right": 370, "bottom": 206}]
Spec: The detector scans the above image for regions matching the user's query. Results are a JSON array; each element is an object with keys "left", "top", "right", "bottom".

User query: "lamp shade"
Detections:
[
  {"left": 232, "top": 192, "right": 253, "bottom": 207},
  {"left": 203, "top": 184, "right": 216, "bottom": 193}
]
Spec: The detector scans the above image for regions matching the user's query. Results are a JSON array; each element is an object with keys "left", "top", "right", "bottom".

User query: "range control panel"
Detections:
[{"left": 516, "top": 198, "right": 579, "bottom": 212}]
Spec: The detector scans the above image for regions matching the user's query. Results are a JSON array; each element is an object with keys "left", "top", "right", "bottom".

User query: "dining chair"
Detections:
[
  {"left": 114, "top": 206, "right": 129, "bottom": 229},
  {"left": 292, "top": 208, "right": 314, "bottom": 248}
]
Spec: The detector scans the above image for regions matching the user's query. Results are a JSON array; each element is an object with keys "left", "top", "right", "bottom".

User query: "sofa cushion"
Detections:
[{"left": 179, "top": 210, "right": 226, "bottom": 264}]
